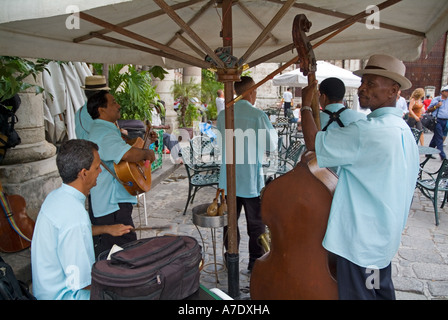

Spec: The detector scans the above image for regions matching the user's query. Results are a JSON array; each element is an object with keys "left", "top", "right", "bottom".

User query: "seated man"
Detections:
[
  {"left": 151, "top": 102, "right": 182, "bottom": 164},
  {"left": 31, "top": 139, "right": 133, "bottom": 300}
]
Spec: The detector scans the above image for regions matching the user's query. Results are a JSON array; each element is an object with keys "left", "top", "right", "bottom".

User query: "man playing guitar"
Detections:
[{"left": 86, "top": 90, "right": 157, "bottom": 258}]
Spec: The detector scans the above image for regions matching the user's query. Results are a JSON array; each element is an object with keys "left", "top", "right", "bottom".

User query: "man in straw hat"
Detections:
[
  {"left": 85, "top": 90, "right": 157, "bottom": 258},
  {"left": 75, "top": 75, "right": 111, "bottom": 140},
  {"left": 301, "top": 54, "right": 419, "bottom": 299}
]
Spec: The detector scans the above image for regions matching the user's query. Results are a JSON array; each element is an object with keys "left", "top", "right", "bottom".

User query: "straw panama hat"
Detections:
[
  {"left": 353, "top": 54, "right": 412, "bottom": 90},
  {"left": 81, "top": 75, "right": 110, "bottom": 91}
]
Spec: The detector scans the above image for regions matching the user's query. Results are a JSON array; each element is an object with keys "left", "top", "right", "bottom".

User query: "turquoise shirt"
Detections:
[
  {"left": 315, "top": 107, "right": 419, "bottom": 268},
  {"left": 88, "top": 119, "right": 135, "bottom": 217},
  {"left": 74, "top": 102, "right": 92, "bottom": 140},
  {"left": 320, "top": 103, "right": 366, "bottom": 130},
  {"left": 31, "top": 184, "right": 95, "bottom": 300},
  {"left": 217, "top": 100, "right": 278, "bottom": 198}
]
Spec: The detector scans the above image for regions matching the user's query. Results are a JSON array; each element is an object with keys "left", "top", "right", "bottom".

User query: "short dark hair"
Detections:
[
  {"left": 56, "top": 139, "right": 99, "bottom": 184},
  {"left": 87, "top": 90, "right": 109, "bottom": 119},
  {"left": 319, "top": 77, "right": 346, "bottom": 102},
  {"left": 234, "top": 76, "right": 255, "bottom": 96}
]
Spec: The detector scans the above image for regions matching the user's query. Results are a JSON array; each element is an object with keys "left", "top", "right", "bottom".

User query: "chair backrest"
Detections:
[
  {"left": 180, "top": 145, "right": 194, "bottom": 167},
  {"left": 411, "top": 128, "right": 422, "bottom": 144},
  {"left": 190, "top": 135, "right": 217, "bottom": 164},
  {"left": 435, "top": 159, "right": 448, "bottom": 188},
  {"left": 284, "top": 141, "right": 306, "bottom": 166}
]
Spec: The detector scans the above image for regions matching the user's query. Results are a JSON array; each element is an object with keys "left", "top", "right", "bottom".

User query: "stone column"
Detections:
[
  {"left": 182, "top": 66, "right": 202, "bottom": 85},
  {"left": 0, "top": 73, "right": 60, "bottom": 220}
]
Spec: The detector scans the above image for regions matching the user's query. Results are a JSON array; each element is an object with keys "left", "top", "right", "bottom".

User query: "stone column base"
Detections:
[{"left": 0, "top": 155, "right": 61, "bottom": 220}]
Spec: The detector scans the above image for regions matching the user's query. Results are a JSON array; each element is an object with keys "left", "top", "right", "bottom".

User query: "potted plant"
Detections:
[
  {"left": 171, "top": 79, "right": 202, "bottom": 138},
  {"left": 93, "top": 64, "right": 166, "bottom": 121}
]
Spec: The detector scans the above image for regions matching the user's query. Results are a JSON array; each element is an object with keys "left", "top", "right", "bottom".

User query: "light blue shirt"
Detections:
[
  {"left": 315, "top": 107, "right": 419, "bottom": 268},
  {"left": 88, "top": 119, "right": 135, "bottom": 217},
  {"left": 75, "top": 102, "right": 93, "bottom": 140},
  {"left": 217, "top": 100, "right": 278, "bottom": 198},
  {"left": 428, "top": 96, "right": 448, "bottom": 119},
  {"left": 320, "top": 103, "right": 366, "bottom": 131},
  {"left": 31, "top": 184, "right": 95, "bottom": 300}
]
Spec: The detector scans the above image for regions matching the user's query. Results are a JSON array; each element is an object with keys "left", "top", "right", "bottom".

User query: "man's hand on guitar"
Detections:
[
  {"left": 149, "top": 130, "right": 159, "bottom": 144},
  {"left": 146, "top": 149, "right": 156, "bottom": 163}
]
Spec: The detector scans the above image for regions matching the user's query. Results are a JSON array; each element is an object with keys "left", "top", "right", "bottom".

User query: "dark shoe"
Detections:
[{"left": 426, "top": 154, "right": 436, "bottom": 159}]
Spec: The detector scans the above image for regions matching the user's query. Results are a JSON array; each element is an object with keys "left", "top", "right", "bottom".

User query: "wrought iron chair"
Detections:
[
  {"left": 411, "top": 128, "right": 422, "bottom": 144},
  {"left": 416, "top": 159, "right": 448, "bottom": 226},
  {"left": 189, "top": 135, "right": 219, "bottom": 165},
  {"left": 264, "top": 140, "right": 307, "bottom": 180},
  {"left": 275, "top": 141, "right": 307, "bottom": 176},
  {"left": 180, "top": 139, "right": 220, "bottom": 215}
]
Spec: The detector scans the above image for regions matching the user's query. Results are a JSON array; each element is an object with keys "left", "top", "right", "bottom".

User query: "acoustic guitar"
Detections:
[{"left": 113, "top": 121, "right": 154, "bottom": 196}]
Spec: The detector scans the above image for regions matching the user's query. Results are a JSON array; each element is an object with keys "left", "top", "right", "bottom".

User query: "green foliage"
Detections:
[
  {"left": 0, "top": 56, "right": 49, "bottom": 103},
  {"left": 171, "top": 79, "right": 202, "bottom": 127},
  {"left": 201, "top": 69, "right": 223, "bottom": 120},
  {"left": 94, "top": 64, "right": 166, "bottom": 120},
  {"left": 184, "top": 104, "right": 201, "bottom": 128},
  {"left": 205, "top": 104, "right": 218, "bottom": 121}
]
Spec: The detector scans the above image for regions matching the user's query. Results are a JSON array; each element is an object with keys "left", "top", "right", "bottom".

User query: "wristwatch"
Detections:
[{"left": 301, "top": 106, "right": 313, "bottom": 113}]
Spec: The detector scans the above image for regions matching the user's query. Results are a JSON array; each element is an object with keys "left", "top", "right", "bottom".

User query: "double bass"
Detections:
[
  {"left": 250, "top": 15, "right": 338, "bottom": 300},
  {"left": 0, "top": 181, "right": 35, "bottom": 253}
]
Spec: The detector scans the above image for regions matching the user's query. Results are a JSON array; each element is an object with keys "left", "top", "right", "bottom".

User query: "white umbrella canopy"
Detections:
[
  {"left": 272, "top": 60, "right": 361, "bottom": 88},
  {"left": 0, "top": 0, "right": 447, "bottom": 68}
]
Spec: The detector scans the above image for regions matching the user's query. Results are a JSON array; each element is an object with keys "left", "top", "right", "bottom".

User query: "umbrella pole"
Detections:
[{"left": 220, "top": 0, "right": 240, "bottom": 299}]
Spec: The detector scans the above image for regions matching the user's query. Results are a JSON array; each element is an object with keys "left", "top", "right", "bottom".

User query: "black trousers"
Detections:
[
  {"left": 336, "top": 255, "right": 396, "bottom": 300},
  {"left": 223, "top": 196, "right": 265, "bottom": 270},
  {"left": 88, "top": 197, "right": 137, "bottom": 259},
  {"left": 283, "top": 102, "right": 292, "bottom": 117}
]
